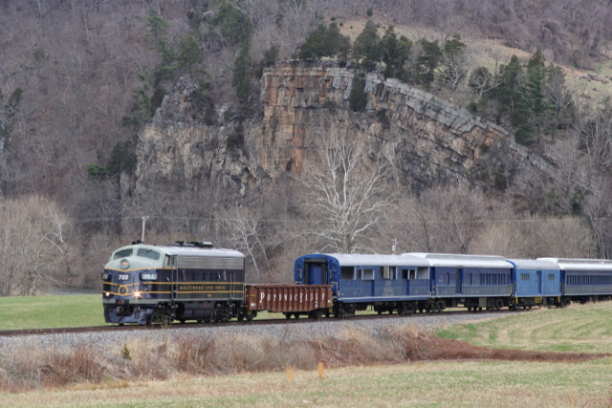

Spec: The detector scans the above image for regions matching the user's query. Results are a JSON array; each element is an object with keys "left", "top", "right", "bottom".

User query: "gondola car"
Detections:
[{"left": 102, "top": 241, "right": 246, "bottom": 325}]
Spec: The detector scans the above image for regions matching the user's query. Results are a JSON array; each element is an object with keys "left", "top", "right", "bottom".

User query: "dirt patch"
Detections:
[{"left": 311, "top": 327, "right": 606, "bottom": 368}]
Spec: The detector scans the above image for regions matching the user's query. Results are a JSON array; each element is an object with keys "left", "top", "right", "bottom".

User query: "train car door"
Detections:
[
  {"left": 536, "top": 271, "right": 542, "bottom": 295},
  {"left": 455, "top": 269, "right": 463, "bottom": 294},
  {"left": 170, "top": 256, "right": 178, "bottom": 305},
  {"left": 305, "top": 262, "right": 325, "bottom": 285}
]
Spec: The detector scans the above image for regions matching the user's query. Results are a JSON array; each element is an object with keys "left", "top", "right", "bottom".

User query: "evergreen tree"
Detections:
[
  {"left": 514, "top": 50, "right": 549, "bottom": 144},
  {"left": 233, "top": 40, "right": 252, "bottom": 119},
  {"left": 299, "top": 23, "right": 350, "bottom": 61},
  {"left": 349, "top": 75, "right": 368, "bottom": 112},
  {"left": 380, "top": 26, "right": 412, "bottom": 79},
  {"left": 440, "top": 34, "right": 468, "bottom": 90},
  {"left": 210, "top": 2, "right": 250, "bottom": 45},
  {"left": 545, "top": 63, "right": 574, "bottom": 135},
  {"left": 177, "top": 32, "right": 202, "bottom": 73},
  {"left": 414, "top": 38, "right": 442, "bottom": 87},
  {"left": 494, "top": 55, "right": 523, "bottom": 118},
  {"left": 146, "top": 9, "right": 169, "bottom": 40},
  {"left": 326, "top": 22, "right": 351, "bottom": 61},
  {"left": 352, "top": 21, "right": 381, "bottom": 70}
]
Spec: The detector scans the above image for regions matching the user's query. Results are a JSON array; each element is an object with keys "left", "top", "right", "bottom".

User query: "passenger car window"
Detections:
[
  {"left": 137, "top": 248, "right": 160, "bottom": 260},
  {"left": 113, "top": 249, "right": 133, "bottom": 260},
  {"left": 341, "top": 267, "right": 355, "bottom": 280}
]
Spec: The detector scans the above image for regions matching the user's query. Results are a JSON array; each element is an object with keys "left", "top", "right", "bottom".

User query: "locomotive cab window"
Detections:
[
  {"left": 113, "top": 249, "right": 133, "bottom": 260},
  {"left": 417, "top": 267, "right": 429, "bottom": 279},
  {"left": 164, "top": 256, "right": 176, "bottom": 268},
  {"left": 341, "top": 267, "right": 355, "bottom": 280},
  {"left": 401, "top": 269, "right": 409, "bottom": 280},
  {"left": 409, "top": 269, "right": 416, "bottom": 280},
  {"left": 137, "top": 248, "right": 160, "bottom": 260}
]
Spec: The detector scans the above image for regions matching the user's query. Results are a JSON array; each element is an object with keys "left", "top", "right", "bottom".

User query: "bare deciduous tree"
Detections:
[
  {"left": 298, "top": 133, "right": 393, "bottom": 253},
  {"left": 397, "top": 187, "right": 488, "bottom": 254},
  {"left": 225, "top": 210, "right": 270, "bottom": 281},
  {"left": 0, "top": 195, "right": 73, "bottom": 296},
  {"left": 470, "top": 215, "right": 593, "bottom": 258}
]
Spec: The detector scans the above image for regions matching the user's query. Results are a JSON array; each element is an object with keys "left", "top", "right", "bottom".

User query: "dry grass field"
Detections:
[{"left": 2, "top": 360, "right": 611, "bottom": 408}]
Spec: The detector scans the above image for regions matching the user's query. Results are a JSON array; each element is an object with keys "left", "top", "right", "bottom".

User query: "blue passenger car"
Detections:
[
  {"left": 404, "top": 253, "right": 513, "bottom": 311},
  {"left": 507, "top": 259, "right": 561, "bottom": 309},
  {"left": 294, "top": 254, "right": 431, "bottom": 317},
  {"left": 539, "top": 258, "right": 612, "bottom": 303}
]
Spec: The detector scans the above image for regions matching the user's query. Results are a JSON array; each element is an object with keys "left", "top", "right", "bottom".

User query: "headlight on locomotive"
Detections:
[{"left": 120, "top": 259, "right": 130, "bottom": 270}]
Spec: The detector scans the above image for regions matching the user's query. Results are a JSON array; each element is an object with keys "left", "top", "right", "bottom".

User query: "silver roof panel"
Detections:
[
  {"left": 538, "top": 257, "right": 612, "bottom": 271},
  {"left": 404, "top": 253, "right": 511, "bottom": 269}
]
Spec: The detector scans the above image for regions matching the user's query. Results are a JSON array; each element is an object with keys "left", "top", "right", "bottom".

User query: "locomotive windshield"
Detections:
[{"left": 113, "top": 249, "right": 133, "bottom": 259}]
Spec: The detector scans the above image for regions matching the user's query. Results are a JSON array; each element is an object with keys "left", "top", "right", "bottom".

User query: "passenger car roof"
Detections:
[
  {"left": 538, "top": 257, "right": 612, "bottom": 271},
  {"left": 506, "top": 259, "right": 559, "bottom": 270},
  {"left": 319, "top": 253, "right": 430, "bottom": 267},
  {"left": 403, "top": 253, "right": 511, "bottom": 268}
]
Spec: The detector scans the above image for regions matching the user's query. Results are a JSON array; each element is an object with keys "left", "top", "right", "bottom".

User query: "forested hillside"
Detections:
[{"left": 0, "top": 0, "right": 612, "bottom": 293}]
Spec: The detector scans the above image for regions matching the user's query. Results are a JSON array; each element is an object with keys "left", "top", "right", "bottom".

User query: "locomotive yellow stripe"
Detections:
[
  {"left": 104, "top": 290, "right": 244, "bottom": 296},
  {"left": 105, "top": 267, "right": 246, "bottom": 274}
]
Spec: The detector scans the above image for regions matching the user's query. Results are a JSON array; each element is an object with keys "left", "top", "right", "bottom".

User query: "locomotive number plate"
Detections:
[{"left": 118, "top": 274, "right": 129, "bottom": 281}]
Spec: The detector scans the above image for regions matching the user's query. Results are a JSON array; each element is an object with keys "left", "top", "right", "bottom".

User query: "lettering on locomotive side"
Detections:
[{"left": 180, "top": 285, "right": 205, "bottom": 291}]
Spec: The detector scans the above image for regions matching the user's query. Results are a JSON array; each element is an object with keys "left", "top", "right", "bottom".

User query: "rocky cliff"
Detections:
[{"left": 133, "top": 62, "right": 556, "bottom": 204}]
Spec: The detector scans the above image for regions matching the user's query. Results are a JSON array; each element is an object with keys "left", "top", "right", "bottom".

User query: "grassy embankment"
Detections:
[
  {"left": 1, "top": 300, "right": 612, "bottom": 407},
  {"left": 0, "top": 294, "right": 299, "bottom": 330},
  {"left": 0, "top": 295, "right": 105, "bottom": 330},
  {"left": 437, "top": 301, "right": 612, "bottom": 354}
]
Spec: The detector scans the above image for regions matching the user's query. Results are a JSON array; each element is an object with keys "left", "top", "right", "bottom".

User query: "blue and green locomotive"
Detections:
[{"left": 102, "top": 241, "right": 247, "bottom": 325}]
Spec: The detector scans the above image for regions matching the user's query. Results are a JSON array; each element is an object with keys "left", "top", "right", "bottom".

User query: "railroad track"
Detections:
[{"left": 0, "top": 309, "right": 514, "bottom": 338}]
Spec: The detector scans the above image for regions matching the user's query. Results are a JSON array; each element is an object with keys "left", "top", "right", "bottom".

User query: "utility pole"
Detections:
[{"left": 141, "top": 216, "right": 149, "bottom": 243}]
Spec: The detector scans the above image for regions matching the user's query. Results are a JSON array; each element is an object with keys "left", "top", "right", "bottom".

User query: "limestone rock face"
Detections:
[{"left": 133, "top": 62, "right": 555, "bottom": 204}]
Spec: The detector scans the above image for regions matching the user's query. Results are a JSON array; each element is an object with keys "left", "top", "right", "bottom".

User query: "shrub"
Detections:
[{"left": 349, "top": 75, "right": 368, "bottom": 112}]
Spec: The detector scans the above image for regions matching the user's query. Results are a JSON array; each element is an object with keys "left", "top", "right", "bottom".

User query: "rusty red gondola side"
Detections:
[{"left": 246, "top": 284, "right": 333, "bottom": 313}]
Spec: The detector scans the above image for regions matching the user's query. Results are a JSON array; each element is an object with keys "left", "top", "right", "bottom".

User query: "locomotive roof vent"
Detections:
[
  {"left": 132, "top": 239, "right": 143, "bottom": 245},
  {"left": 172, "top": 240, "right": 213, "bottom": 248},
  {"left": 191, "top": 241, "right": 213, "bottom": 248}
]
